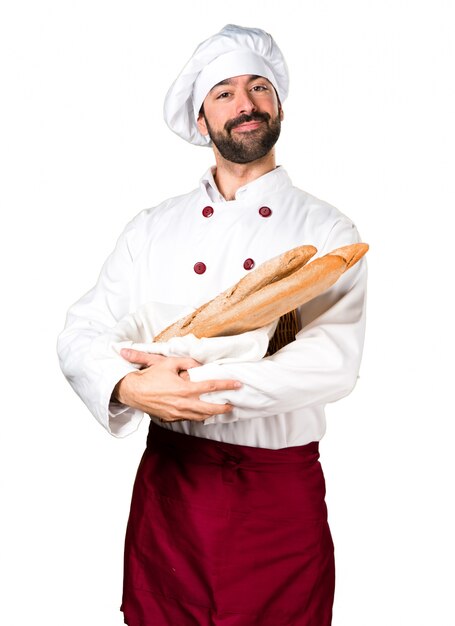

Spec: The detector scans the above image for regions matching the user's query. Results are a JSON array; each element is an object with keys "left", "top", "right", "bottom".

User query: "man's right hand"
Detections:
[{"left": 113, "top": 349, "right": 241, "bottom": 423}]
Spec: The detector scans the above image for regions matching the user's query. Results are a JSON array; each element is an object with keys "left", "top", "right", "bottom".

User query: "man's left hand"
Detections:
[{"left": 121, "top": 348, "right": 190, "bottom": 380}]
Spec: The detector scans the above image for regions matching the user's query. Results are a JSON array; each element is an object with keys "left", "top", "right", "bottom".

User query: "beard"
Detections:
[{"left": 204, "top": 110, "right": 281, "bottom": 164}]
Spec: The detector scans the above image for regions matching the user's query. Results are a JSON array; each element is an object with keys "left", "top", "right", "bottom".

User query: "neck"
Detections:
[{"left": 212, "top": 148, "right": 277, "bottom": 201}]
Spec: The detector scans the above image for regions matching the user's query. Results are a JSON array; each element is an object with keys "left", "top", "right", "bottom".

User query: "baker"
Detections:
[{"left": 58, "top": 24, "right": 367, "bottom": 626}]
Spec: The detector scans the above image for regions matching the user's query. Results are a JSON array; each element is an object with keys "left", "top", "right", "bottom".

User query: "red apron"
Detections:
[{"left": 121, "top": 422, "right": 335, "bottom": 626}]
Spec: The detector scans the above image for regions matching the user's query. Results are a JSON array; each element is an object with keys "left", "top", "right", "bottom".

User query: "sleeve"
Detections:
[
  {"left": 187, "top": 217, "right": 368, "bottom": 424},
  {"left": 56, "top": 212, "right": 148, "bottom": 437}
]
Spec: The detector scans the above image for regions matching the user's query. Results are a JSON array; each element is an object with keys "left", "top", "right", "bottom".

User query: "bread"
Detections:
[
  {"left": 155, "top": 243, "right": 368, "bottom": 341},
  {"left": 327, "top": 243, "right": 369, "bottom": 269},
  {"left": 156, "top": 244, "right": 317, "bottom": 341}
]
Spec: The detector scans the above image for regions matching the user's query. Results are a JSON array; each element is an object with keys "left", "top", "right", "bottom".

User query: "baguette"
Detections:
[
  {"left": 327, "top": 243, "right": 369, "bottom": 269},
  {"left": 155, "top": 243, "right": 368, "bottom": 341},
  {"left": 156, "top": 244, "right": 316, "bottom": 341}
]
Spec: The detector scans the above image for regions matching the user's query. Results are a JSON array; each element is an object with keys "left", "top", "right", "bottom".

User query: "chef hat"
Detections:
[{"left": 163, "top": 24, "right": 289, "bottom": 146}]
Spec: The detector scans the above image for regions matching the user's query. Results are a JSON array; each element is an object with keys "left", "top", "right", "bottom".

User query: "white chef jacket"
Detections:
[{"left": 57, "top": 166, "right": 367, "bottom": 449}]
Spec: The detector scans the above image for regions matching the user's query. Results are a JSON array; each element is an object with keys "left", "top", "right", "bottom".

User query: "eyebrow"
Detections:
[{"left": 209, "top": 75, "right": 265, "bottom": 92}]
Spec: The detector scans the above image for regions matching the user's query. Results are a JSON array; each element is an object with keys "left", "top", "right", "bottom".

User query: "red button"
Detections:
[
  {"left": 194, "top": 262, "right": 206, "bottom": 274},
  {"left": 202, "top": 206, "right": 214, "bottom": 218},
  {"left": 259, "top": 206, "right": 272, "bottom": 217},
  {"left": 243, "top": 258, "right": 255, "bottom": 270}
]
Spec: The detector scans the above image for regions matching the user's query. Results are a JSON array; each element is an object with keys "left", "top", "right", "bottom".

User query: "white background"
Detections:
[{"left": 1, "top": 1, "right": 454, "bottom": 624}]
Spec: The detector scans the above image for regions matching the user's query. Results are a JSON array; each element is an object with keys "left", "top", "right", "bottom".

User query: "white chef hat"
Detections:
[{"left": 163, "top": 24, "right": 289, "bottom": 146}]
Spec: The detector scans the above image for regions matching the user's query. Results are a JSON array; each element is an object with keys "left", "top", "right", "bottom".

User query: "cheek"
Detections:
[{"left": 200, "top": 110, "right": 228, "bottom": 136}]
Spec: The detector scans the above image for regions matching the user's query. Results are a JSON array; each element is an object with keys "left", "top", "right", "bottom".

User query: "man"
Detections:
[{"left": 58, "top": 24, "right": 367, "bottom": 626}]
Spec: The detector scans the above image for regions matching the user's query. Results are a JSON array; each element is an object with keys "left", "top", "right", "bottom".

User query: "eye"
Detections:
[
  {"left": 216, "top": 91, "right": 231, "bottom": 99},
  {"left": 251, "top": 84, "right": 268, "bottom": 92}
]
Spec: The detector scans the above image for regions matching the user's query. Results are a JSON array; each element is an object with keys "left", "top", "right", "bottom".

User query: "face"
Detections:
[{"left": 197, "top": 74, "right": 283, "bottom": 164}]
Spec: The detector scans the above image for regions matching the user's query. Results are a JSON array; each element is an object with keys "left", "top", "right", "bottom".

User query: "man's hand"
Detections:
[{"left": 113, "top": 348, "right": 241, "bottom": 423}]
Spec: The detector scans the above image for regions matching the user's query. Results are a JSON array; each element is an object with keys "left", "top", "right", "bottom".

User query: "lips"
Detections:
[{"left": 232, "top": 120, "right": 264, "bottom": 133}]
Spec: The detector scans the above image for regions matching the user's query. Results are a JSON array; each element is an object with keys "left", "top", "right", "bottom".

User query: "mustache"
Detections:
[{"left": 225, "top": 111, "right": 271, "bottom": 133}]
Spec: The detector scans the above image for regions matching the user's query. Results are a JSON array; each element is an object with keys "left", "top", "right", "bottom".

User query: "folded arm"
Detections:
[
  {"left": 187, "top": 256, "right": 367, "bottom": 424},
  {"left": 57, "top": 213, "right": 240, "bottom": 436},
  {"left": 183, "top": 217, "right": 368, "bottom": 424}
]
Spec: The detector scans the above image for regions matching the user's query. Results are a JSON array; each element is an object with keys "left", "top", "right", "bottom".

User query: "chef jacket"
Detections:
[{"left": 57, "top": 166, "right": 367, "bottom": 449}]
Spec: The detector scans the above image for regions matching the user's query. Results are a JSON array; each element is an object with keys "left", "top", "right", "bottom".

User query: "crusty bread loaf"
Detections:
[
  {"left": 327, "top": 243, "right": 369, "bottom": 269},
  {"left": 189, "top": 255, "right": 347, "bottom": 338},
  {"left": 155, "top": 243, "right": 368, "bottom": 341},
  {"left": 155, "top": 244, "right": 316, "bottom": 341}
]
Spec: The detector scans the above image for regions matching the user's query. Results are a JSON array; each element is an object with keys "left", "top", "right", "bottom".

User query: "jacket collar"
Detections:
[{"left": 199, "top": 165, "right": 292, "bottom": 203}]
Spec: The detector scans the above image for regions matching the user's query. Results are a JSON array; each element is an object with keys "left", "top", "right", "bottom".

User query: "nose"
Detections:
[{"left": 235, "top": 89, "right": 256, "bottom": 115}]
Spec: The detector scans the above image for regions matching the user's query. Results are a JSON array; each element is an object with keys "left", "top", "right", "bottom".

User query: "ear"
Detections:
[
  {"left": 279, "top": 105, "right": 284, "bottom": 121},
  {"left": 197, "top": 112, "right": 209, "bottom": 137}
]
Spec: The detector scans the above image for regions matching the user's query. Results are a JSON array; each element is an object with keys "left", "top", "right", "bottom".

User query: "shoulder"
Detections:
[
  {"left": 139, "top": 186, "right": 201, "bottom": 223},
  {"left": 292, "top": 185, "right": 351, "bottom": 223},
  {"left": 280, "top": 180, "right": 359, "bottom": 250},
  {"left": 116, "top": 186, "right": 202, "bottom": 259}
]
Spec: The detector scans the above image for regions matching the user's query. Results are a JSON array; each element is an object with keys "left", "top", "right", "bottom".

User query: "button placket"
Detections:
[{"left": 195, "top": 204, "right": 271, "bottom": 277}]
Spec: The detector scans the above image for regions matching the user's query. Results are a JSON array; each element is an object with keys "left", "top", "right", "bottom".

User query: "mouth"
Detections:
[
  {"left": 231, "top": 120, "right": 264, "bottom": 133},
  {"left": 225, "top": 112, "right": 270, "bottom": 134}
]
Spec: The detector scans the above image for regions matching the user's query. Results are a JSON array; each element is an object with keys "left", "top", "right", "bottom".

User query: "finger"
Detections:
[
  {"left": 164, "top": 356, "right": 203, "bottom": 371},
  {"left": 155, "top": 401, "right": 233, "bottom": 422},
  {"left": 157, "top": 416, "right": 187, "bottom": 423},
  {"left": 190, "top": 399, "right": 234, "bottom": 416},
  {"left": 120, "top": 348, "right": 163, "bottom": 366},
  {"left": 192, "top": 379, "right": 242, "bottom": 394}
]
